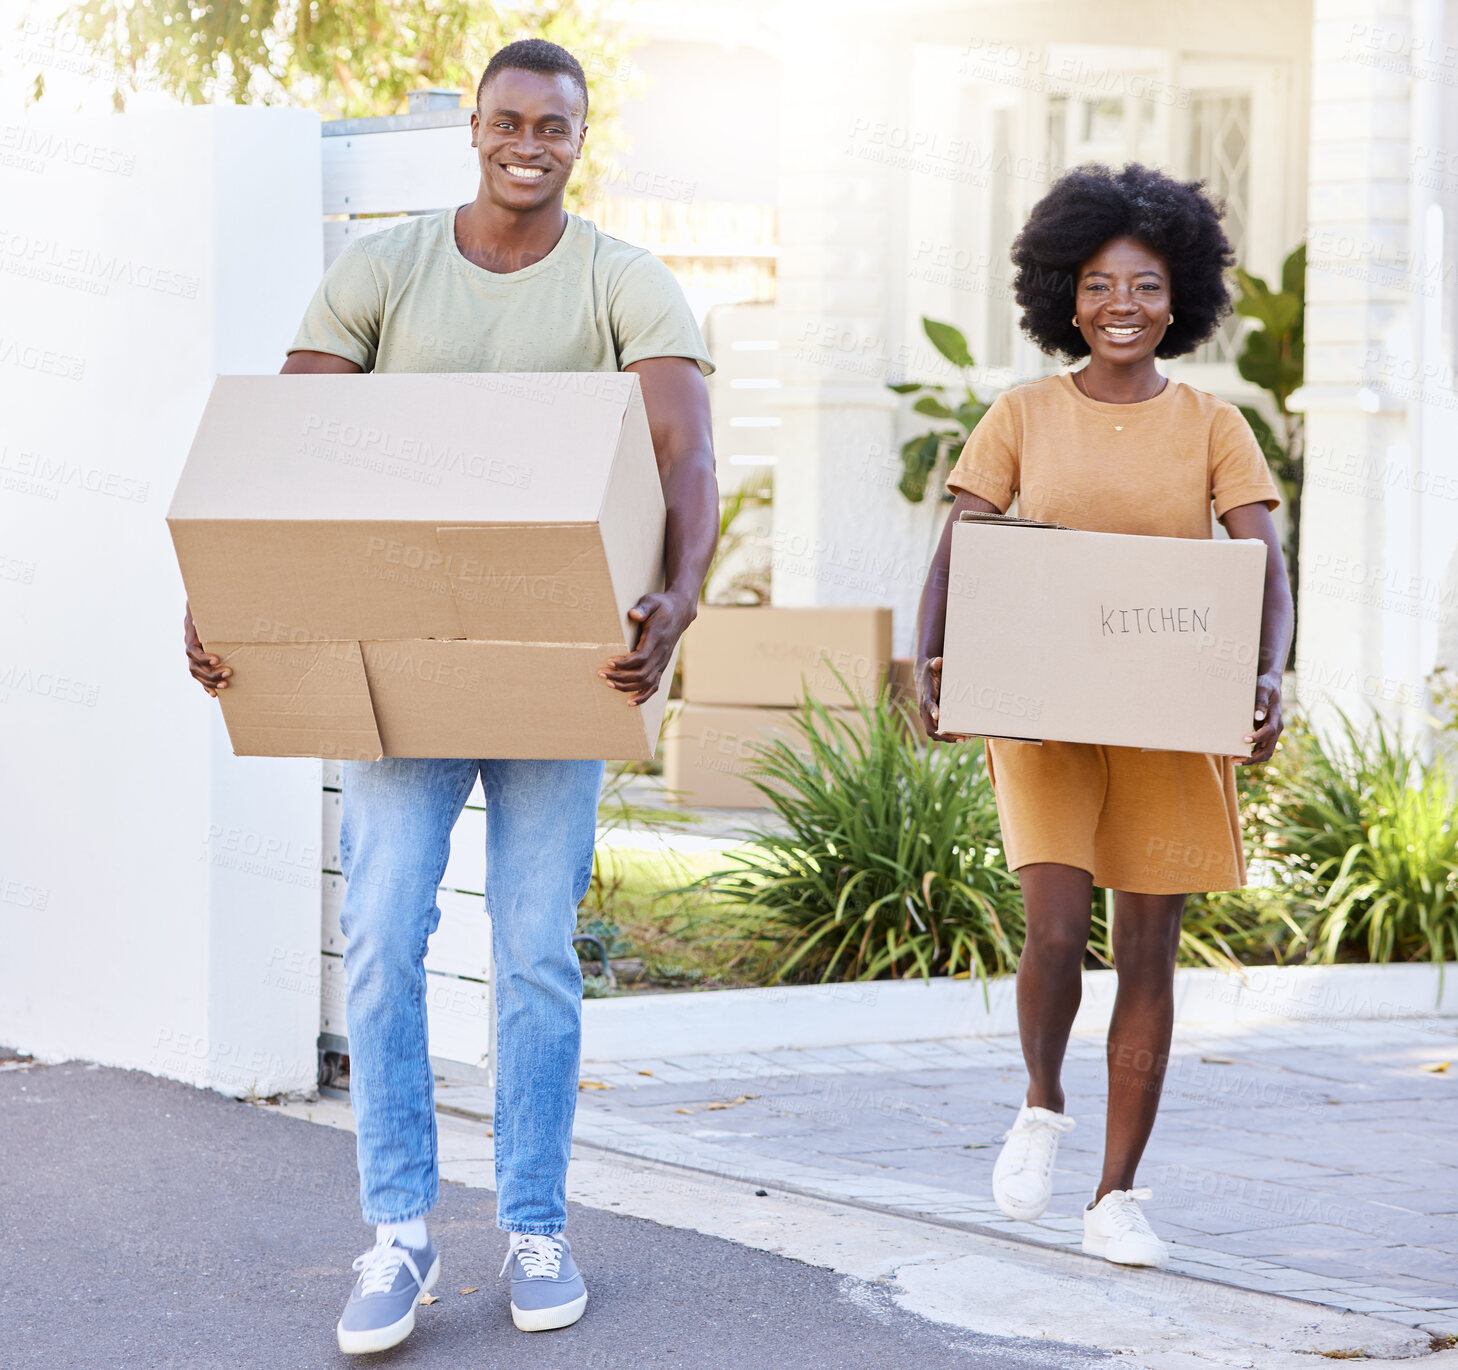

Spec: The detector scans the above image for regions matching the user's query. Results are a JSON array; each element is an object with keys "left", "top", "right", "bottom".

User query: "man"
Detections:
[{"left": 184, "top": 39, "right": 717, "bottom": 1354}]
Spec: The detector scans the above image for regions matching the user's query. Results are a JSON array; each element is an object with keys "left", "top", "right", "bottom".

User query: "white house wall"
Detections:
[
  {"left": 0, "top": 108, "right": 324, "bottom": 1096},
  {"left": 769, "top": 0, "right": 1313, "bottom": 655},
  {"left": 1298, "top": 0, "right": 1458, "bottom": 731}
]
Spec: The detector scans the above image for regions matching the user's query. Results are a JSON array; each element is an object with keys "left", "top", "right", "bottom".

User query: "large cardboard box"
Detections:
[
  {"left": 662, "top": 702, "right": 870, "bottom": 808},
  {"left": 681, "top": 606, "right": 893, "bottom": 707},
  {"left": 168, "top": 372, "right": 674, "bottom": 761},
  {"left": 661, "top": 704, "right": 800, "bottom": 808},
  {"left": 940, "top": 514, "right": 1265, "bottom": 756},
  {"left": 888, "top": 657, "right": 929, "bottom": 741}
]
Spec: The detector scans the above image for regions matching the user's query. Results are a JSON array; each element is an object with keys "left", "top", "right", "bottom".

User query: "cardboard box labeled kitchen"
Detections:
[
  {"left": 663, "top": 703, "right": 869, "bottom": 809},
  {"left": 681, "top": 606, "right": 893, "bottom": 707},
  {"left": 940, "top": 514, "right": 1265, "bottom": 756},
  {"left": 168, "top": 372, "right": 673, "bottom": 761}
]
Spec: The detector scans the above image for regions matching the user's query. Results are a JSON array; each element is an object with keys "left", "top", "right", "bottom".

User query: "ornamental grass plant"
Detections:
[
  {"left": 1255, "top": 712, "right": 1458, "bottom": 964},
  {"left": 682, "top": 696, "right": 1455, "bottom": 991},
  {"left": 692, "top": 690, "right": 1023, "bottom": 984}
]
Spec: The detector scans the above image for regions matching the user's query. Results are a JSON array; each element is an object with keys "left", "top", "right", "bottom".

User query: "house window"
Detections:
[{"left": 1187, "top": 92, "right": 1252, "bottom": 363}]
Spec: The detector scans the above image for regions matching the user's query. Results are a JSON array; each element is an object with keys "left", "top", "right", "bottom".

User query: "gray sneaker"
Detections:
[
  {"left": 336, "top": 1232, "right": 441, "bottom": 1355},
  {"left": 500, "top": 1232, "right": 588, "bottom": 1331}
]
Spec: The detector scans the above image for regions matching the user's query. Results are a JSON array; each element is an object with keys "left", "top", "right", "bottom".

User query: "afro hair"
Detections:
[
  {"left": 477, "top": 39, "right": 589, "bottom": 116},
  {"left": 1010, "top": 163, "right": 1235, "bottom": 361}
]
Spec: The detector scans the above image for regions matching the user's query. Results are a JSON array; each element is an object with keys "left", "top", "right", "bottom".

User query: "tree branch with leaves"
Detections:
[{"left": 37, "top": 0, "right": 636, "bottom": 214}]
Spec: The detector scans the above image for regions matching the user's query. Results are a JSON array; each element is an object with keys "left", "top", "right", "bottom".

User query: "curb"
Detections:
[{"left": 582, "top": 961, "right": 1458, "bottom": 1061}]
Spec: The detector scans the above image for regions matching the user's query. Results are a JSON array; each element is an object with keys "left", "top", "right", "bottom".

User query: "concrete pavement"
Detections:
[
  {"left": 1, "top": 1057, "right": 1101, "bottom": 1370},
  {"left": 541, "top": 1017, "right": 1458, "bottom": 1333}
]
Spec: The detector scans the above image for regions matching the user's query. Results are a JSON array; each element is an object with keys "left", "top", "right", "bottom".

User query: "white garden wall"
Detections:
[{"left": 0, "top": 108, "right": 324, "bottom": 1096}]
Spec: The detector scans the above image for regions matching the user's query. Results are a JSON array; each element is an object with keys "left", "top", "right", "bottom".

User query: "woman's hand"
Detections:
[
  {"left": 917, "top": 655, "right": 942, "bottom": 738},
  {"left": 1242, "top": 671, "right": 1283, "bottom": 764},
  {"left": 917, "top": 655, "right": 968, "bottom": 744}
]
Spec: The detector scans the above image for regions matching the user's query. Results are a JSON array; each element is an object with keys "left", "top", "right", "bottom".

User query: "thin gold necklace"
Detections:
[{"left": 1071, "top": 368, "right": 1167, "bottom": 432}]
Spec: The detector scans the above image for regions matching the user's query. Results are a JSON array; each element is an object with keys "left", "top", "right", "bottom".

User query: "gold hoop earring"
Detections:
[
  {"left": 1168, "top": 314, "right": 1175, "bottom": 324},
  {"left": 1071, "top": 317, "right": 1080, "bottom": 328}
]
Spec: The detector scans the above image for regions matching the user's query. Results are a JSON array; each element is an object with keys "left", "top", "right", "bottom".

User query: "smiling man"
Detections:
[{"left": 184, "top": 39, "right": 716, "bottom": 1355}]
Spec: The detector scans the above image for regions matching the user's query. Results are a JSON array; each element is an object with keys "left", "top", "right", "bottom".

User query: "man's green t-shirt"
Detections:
[{"left": 290, "top": 209, "right": 714, "bottom": 377}]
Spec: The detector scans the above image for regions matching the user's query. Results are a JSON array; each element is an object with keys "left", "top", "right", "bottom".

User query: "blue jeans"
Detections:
[{"left": 338, "top": 757, "right": 604, "bottom": 1233}]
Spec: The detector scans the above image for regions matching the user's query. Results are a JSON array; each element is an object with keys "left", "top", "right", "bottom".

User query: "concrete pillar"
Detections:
[
  {"left": 771, "top": 5, "right": 946, "bottom": 651},
  {"left": 1294, "top": 0, "right": 1436, "bottom": 732}
]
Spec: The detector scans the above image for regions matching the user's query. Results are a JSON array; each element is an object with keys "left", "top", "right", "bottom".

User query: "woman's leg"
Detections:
[
  {"left": 1015, "top": 862, "right": 1095, "bottom": 1112},
  {"left": 1097, "top": 890, "right": 1185, "bottom": 1199}
]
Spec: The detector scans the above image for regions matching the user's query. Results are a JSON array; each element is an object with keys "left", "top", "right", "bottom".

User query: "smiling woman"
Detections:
[
  {"left": 1012, "top": 163, "right": 1237, "bottom": 369},
  {"left": 914, "top": 161, "right": 1293, "bottom": 1274}
]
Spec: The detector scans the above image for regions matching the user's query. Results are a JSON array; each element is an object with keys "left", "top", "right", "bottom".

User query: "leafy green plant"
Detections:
[
  {"left": 1233, "top": 244, "right": 1305, "bottom": 651},
  {"left": 586, "top": 766, "right": 694, "bottom": 912},
  {"left": 693, "top": 691, "right": 1021, "bottom": 984},
  {"left": 886, "top": 318, "right": 994, "bottom": 503},
  {"left": 1255, "top": 712, "right": 1458, "bottom": 964}
]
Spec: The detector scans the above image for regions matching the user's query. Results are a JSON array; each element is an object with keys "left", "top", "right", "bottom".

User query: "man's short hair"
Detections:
[{"left": 476, "top": 39, "right": 589, "bottom": 116}]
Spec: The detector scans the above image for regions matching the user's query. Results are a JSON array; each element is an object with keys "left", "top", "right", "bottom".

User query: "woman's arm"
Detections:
[
  {"left": 914, "top": 489, "right": 1002, "bottom": 739},
  {"left": 1219, "top": 501, "right": 1293, "bottom": 764}
]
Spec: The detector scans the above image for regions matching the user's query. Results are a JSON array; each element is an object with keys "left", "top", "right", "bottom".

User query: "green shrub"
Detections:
[
  {"left": 1257, "top": 712, "right": 1458, "bottom": 963},
  {"left": 693, "top": 692, "right": 1022, "bottom": 983}
]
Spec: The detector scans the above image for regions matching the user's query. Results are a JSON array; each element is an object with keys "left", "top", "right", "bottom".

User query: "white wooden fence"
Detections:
[{"left": 317, "top": 104, "right": 494, "bottom": 1082}]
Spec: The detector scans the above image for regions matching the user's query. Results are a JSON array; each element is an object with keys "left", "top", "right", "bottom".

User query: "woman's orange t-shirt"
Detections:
[{"left": 944, "top": 371, "right": 1281, "bottom": 895}]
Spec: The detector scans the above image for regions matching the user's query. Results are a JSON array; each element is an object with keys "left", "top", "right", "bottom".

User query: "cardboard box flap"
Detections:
[
  {"left": 175, "top": 519, "right": 470, "bottom": 645},
  {"left": 167, "top": 372, "right": 640, "bottom": 524},
  {"left": 956, "top": 511, "right": 1070, "bottom": 530},
  {"left": 595, "top": 386, "right": 667, "bottom": 635},
  {"left": 212, "top": 640, "right": 384, "bottom": 761},
  {"left": 359, "top": 638, "right": 677, "bottom": 761},
  {"left": 432, "top": 525, "right": 620, "bottom": 640}
]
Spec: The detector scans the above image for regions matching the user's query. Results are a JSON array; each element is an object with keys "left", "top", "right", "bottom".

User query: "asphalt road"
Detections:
[{"left": 0, "top": 1056, "right": 1109, "bottom": 1370}]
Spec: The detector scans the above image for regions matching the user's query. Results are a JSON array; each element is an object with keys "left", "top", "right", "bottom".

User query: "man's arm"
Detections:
[
  {"left": 279, "top": 351, "right": 365, "bottom": 376},
  {"left": 184, "top": 350, "right": 364, "bottom": 694},
  {"left": 599, "top": 356, "right": 717, "bottom": 705}
]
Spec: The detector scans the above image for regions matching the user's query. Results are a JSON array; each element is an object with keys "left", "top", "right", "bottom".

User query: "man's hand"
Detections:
[
  {"left": 1241, "top": 671, "right": 1283, "bottom": 765},
  {"left": 184, "top": 603, "right": 230, "bottom": 697},
  {"left": 600, "top": 592, "right": 696, "bottom": 706}
]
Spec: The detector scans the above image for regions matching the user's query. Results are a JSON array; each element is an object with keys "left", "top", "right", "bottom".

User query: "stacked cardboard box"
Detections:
[{"left": 663, "top": 606, "right": 893, "bottom": 808}]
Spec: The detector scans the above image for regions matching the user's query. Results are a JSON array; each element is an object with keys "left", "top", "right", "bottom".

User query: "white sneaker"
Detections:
[
  {"left": 991, "top": 1102, "right": 1075, "bottom": 1220},
  {"left": 1082, "top": 1187, "right": 1168, "bottom": 1267}
]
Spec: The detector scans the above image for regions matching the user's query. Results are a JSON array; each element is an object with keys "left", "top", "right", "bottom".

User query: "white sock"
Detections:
[{"left": 377, "top": 1218, "right": 428, "bottom": 1248}]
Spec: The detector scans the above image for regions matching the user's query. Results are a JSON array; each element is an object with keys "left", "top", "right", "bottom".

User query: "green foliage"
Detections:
[
  {"left": 1234, "top": 244, "right": 1305, "bottom": 413},
  {"left": 1233, "top": 244, "right": 1305, "bottom": 501},
  {"left": 1233, "top": 244, "right": 1306, "bottom": 655},
  {"left": 45, "top": 0, "right": 634, "bottom": 212},
  {"left": 586, "top": 765, "right": 694, "bottom": 912},
  {"left": 1254, "top": 713, "right": 1458, "bottom": 964},
  {"left": 886, "top": 318, "right": 993, "bottom": 503},
  {"left": 693, "top": 691, "right": 1022, "bottom": 984},
  {"left": 705, "top": 469, "right": 772, "bottom": 606}
]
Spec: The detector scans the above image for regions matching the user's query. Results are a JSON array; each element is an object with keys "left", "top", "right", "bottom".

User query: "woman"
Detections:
[{"left": 915, "top": 164, "right": 1291, "bottom": 1268}]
